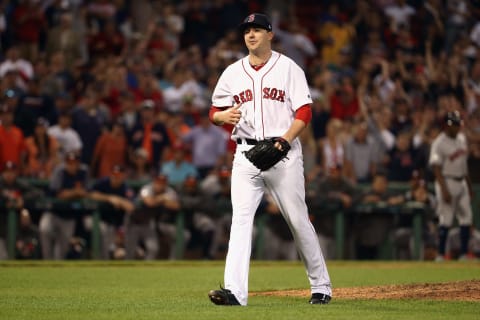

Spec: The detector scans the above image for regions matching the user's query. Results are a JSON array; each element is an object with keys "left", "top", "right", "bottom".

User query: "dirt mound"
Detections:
[{"left": 254, "top": 279, "right": 480, "bottom": 301}]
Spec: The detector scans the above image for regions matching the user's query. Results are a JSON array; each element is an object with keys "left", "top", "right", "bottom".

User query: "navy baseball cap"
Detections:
[
  {"left": 445, "top": 110, "right": 462, "bottom": 126},
  {"left": 238, "top": 13, "right": 272, "bottom": 32}
]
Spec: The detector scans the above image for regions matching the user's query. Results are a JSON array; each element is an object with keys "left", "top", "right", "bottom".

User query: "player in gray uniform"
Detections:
[{"left": 428, "top": 111, "right": 473, "bottom": 261}]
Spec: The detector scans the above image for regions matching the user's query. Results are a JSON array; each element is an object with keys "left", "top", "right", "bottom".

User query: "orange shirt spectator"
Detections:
[
  {"left": 87, "top": 20, "right": 125, "bottom": 59},
  {"left": 0, "top": 106, "right": 25, "bottom": 171},
  {"left": 91, "top": 121, "right": 128, "bottom": 178},
  {"left": 164, "top": 111, "right": 191, "bottom": 161},
  {"left": 24, "top": 118, "right": 59, "bottom": 179},
  {"left": 129, "top": 100, "right": 171, "bottom": 170}
]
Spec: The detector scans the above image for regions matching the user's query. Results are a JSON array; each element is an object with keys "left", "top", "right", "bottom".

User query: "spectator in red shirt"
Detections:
[
  {"left": 101, "top": 66, "right": 130, "bottom": 120},
  {"left": 329, "top": 76, "right": 360, "bottom": 122},
  {"left": 12, "top": 0, "right": 47, "bottom": 61},
  {"left": 91, "top": 121, "right": 128, "bottom": 178},
  {"left": 142, "top": 20, "right": 176, "bottom": 57},
  {"left": 132, "top": 72, "right": 164, "bottom": 111},
  {"left": 87, "top": 19, "right": 125, "bottom": 60}
]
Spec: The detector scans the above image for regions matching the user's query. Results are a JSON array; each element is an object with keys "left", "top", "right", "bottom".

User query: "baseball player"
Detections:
[
  {"left": 39, "top": 152, "right": 90, "bottom": 260},
  {"left": 86, "top": 165, "right": 135, "bottom": 259},
  {"left": 429, "top": 110, "right": 473, "bottom": 261},
  {"left": 207, "top": 13, "right": 332, "bottom": 306}
]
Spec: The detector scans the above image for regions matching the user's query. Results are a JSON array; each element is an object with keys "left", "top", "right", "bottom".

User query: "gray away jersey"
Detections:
[{"left": 429, "top": 132, "right": 469, "bottom": 177}]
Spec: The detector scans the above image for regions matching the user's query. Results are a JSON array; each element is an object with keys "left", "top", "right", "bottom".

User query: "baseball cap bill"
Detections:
[{"left": 238, "top": 13, "right": 272, "bottom": 32}]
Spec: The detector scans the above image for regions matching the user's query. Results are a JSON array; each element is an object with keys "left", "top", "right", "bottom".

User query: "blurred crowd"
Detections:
[{"left": 1, "top": 0, "right": 480, "bottom": 261}]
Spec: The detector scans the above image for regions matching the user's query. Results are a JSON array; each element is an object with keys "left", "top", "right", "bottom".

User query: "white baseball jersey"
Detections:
[{"left": 212, "top": 50, "right": 312, "bottom": 141}]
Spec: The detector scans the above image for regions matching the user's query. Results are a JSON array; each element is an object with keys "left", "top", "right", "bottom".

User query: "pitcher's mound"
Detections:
[{"left": 254, "top": 279, "right": 480, "bottom": 301}]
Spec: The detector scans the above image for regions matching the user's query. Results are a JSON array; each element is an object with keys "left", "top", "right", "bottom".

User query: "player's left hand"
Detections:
[
  {"left": 274, "top": 141, "right": 285, "bottom": 151},
  {"left": 275, "top": 136, "right": 291, "bottom": 151}
]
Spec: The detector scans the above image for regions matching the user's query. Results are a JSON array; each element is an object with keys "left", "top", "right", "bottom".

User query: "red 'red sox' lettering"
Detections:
[
  {"left": 234, "top": 88, "right": 285, "bottom": 104},
  {"left": 449, "top": 149, "right": 467, "bottom": 161},
  {"left": 263, "top": 87, "right": 285, "bottom": 102},
  {"left": 233, "top": 89, "right": 253, "bottom": 104}
]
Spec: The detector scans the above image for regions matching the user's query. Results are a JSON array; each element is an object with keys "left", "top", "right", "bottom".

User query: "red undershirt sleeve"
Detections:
[
  {"left": 209, "top": 106, "right": 225, "bottom": 125},
  {"left": 295, "top": 104, "right": 312, "bottom": 125},
  {"left": 209, "top": 106, "right": 234, "bottom": 133}
]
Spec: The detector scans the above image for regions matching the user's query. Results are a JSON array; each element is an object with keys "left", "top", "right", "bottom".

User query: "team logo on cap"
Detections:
[{"left": 247, "top": 14, "right": 255, "bottom": 22}]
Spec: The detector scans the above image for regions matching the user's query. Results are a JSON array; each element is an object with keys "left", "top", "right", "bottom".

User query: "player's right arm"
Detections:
[
  {"left": 429, "top": 138, "right": 451, "bottom": 203},
  {"left": 209, "top": 64, "right": 243, "bottom": 126},
  {"left": 431, "top": 164, "right": 451, "bottom": 203},
  {"left": 210, "top": 104, "right": 242, "bottom": 126}
]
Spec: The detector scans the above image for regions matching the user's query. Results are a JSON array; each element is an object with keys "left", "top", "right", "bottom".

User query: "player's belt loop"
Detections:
[{"left": 236, "top": 138, "right": 258, "bottom": 145}]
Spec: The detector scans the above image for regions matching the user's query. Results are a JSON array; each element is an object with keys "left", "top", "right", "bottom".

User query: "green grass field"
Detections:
[{"left": 0, "top": 260, "right": 479, "bottom": 320}]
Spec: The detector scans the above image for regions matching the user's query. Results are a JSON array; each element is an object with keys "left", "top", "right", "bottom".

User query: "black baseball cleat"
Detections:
[
  {"left": 309, "top": 293, "right": 332, "bottom": 304},
  {"left": 208, "top": 287, "right": 241, "bottom": 306}
]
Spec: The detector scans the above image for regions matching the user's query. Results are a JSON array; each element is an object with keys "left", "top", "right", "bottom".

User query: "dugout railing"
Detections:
[{"left": 2, "top": 180, "right": 480, "bottom": 260}]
